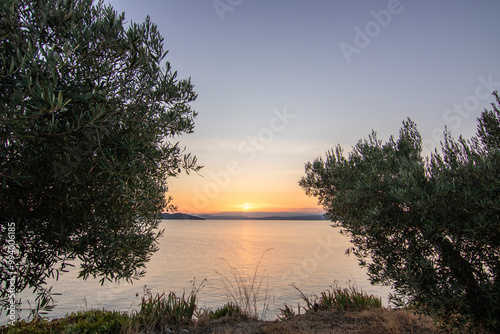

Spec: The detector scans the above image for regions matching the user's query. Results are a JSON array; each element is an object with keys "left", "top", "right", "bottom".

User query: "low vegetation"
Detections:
[
  {"left": 129, "top": 288, "right": 198, "bottom": 332},
  {"left": 295, "top": 282, "right": 382, "bottom": 313},
  {"left": 0, "top": 282, "right": 441, "bottom": 334},
  {"left": 206, "top": 303, "right": 245, "bottom": 321},
  {"left": 1, "top": 309, "right": 129, "bottom": 334}
]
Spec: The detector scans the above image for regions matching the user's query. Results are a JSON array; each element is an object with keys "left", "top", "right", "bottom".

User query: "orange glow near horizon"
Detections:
[
  {"left": 166, "top": 160, "right": 323, "bottom": 215},
  {"left": 169, "top": 186, "right": 322, "bottom": 214}
]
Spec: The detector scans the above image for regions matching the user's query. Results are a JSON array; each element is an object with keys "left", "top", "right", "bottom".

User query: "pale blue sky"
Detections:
[{"left": 107, "top": 0, "right": 500, "bottom": 213}]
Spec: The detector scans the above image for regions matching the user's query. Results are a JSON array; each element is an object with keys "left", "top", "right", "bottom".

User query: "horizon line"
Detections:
[{"left": 165, "top": 210, "right": 325, "bottom": 217}]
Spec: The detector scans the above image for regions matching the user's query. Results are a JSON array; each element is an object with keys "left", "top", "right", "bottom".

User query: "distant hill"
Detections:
[
  {"left": 160, "top": 212, "right": 326, "bottom": 221},
  {"left": 160, "top": 213, "right": 205, "bottom": 220}
]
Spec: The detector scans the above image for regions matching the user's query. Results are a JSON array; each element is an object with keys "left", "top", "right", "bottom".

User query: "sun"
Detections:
[{"left": 242, "top": 202, "right": 252, "bottom": 211}]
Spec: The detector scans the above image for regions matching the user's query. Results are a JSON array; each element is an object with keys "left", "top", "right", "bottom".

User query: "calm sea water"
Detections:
[{"left": 11, "top": 220, "right": 393, "bottom": 322}]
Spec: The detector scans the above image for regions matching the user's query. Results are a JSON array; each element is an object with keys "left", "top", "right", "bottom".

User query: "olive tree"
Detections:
[
  {"left": 300, "top": 94, "right": 500, "bottom": 332},
  {"left": 0, "top": 0, "right": 200, "bottom": 315}
]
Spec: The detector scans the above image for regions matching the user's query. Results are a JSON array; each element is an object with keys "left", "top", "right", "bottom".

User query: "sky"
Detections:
[{"left": 106, "top": 0, "right": 500, "bottom": 214}]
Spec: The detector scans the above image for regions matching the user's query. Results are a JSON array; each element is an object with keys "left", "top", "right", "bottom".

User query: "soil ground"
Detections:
[{"left": 188, "top": 308, "right": 442, "bottom": 334}]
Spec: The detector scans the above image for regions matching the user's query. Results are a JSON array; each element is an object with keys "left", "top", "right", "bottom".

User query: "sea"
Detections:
[{"left": 6, "top": 219, "right": 393, "bottom": 323}]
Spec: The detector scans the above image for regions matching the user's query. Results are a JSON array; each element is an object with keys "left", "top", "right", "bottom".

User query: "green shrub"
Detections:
[
  {"left": 130, "top": 290, "right": 197, "bottom": 332},
  {"left": 321, "top": 284, "right": 382, "bottom": 311},
  {"left": 0, "top": 309, "right": 129, "bottom": 334},
  {"left": 62, "top": 310, "right": 129, "bottom": 333},
  {"left": 295, "top": 282, "right": 382, "bottom": 313},
  {"left": 208, "top": 303, "right": 243, "bottom": 320}
]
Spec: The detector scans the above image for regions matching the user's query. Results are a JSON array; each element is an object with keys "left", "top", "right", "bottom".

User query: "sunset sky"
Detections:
[{"left": 107, "top": 0, "right": 500, "bottom": 214}]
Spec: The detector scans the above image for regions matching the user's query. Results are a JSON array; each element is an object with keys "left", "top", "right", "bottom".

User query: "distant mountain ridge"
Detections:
[
  {"left": 199, "top": 214, "right": 326, "bottom": 221},
  {"left": 161, "top": 213, "right": 205, "bottom": 220},
  {"left": 161, "top": 212, "right": 327, "bottom": 221}
]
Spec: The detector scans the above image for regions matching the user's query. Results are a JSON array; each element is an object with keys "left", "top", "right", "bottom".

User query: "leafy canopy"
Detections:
[
  {"left": 0, "top": 0, "right": 200, "bottom": 315},
  {"left": 300, "top": 93, "right": 500, "bottom": 332}
]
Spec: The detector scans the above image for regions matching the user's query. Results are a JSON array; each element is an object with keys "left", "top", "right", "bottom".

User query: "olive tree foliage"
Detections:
[
  {"left": 300, "top": 94, "right": 500, "bottom": 331},
  {"left": 0, "top": 0, "right": 200, "bottom": 314}
]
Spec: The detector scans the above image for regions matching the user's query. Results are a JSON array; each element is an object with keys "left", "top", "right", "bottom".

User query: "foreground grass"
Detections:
[
  {"left": 215, "top": 249, "right": 272, "bottom": 320},
  {"left": 0, "top": 283, "right": 441, "bottom": 334},
  {"left": 1, "top": 307, "right": 441, "bottom": 334}
]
